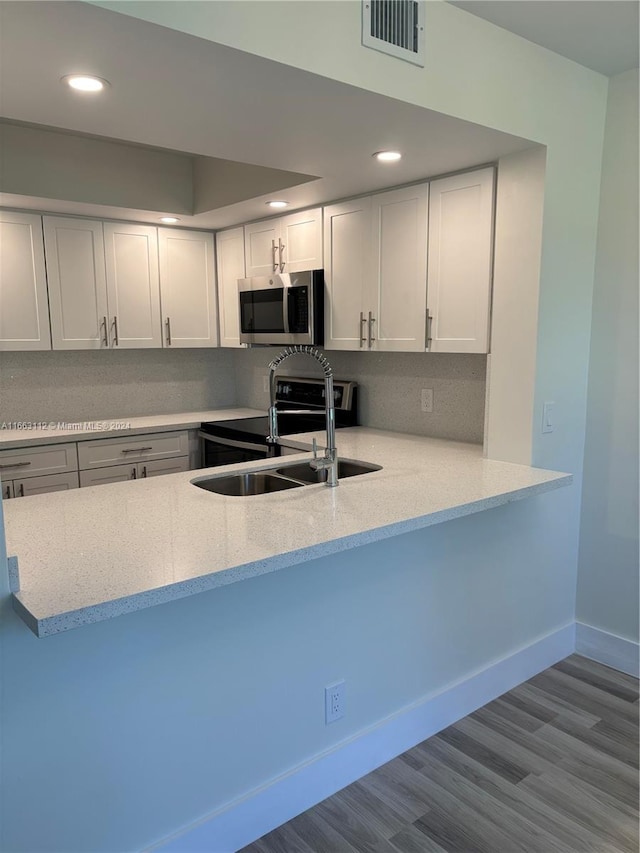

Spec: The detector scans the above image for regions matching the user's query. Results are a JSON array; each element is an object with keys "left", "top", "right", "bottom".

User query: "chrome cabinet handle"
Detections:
[
  {"left": 121, "top": 446, "right": 153, "bottom": 454},
  {"left": 3, "top": 484, "right": 11, "bottom": 500},
  {"left": 0, "top": 461, "right": 31, "bottom": 469},
  {"left": 112, "top": 316, "right": 119, "bottom": 347},
  {"left": 165, "top": 317, "right": 172, "bottom": 346},
  {"left": 368, "top": 311, "right": 376, "bottom": 347},
  {"left": 18, "top": 483, "right": 24, "bottom": 497},
  {"left": 426, "top": 312, "right": 433, "bottom": 350},
  {"left": 101, "top": 315, "right": 109, "bottom": 347},
  {"left": 279, "top": 239, "right": 286, "bottom": 273},
  {"left": 271, "top": 239, "right": 278, "bottom": 272},
  {"left": 359, "top": 312, "right": 367, "bottom": 347},
  {"left": 131, "top": 467, "right": 137, "bottom": 479},
  {"left": 141, "top": 465, "right": 147, "bottom": 478}
]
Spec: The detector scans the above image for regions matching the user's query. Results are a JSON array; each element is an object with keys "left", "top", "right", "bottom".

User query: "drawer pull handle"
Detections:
[
  {"left": 121, "top": 447, "right": 153, "bottom": 454},
  {"left": 0, "top": 461, "right": 31, "bottom": 469}
]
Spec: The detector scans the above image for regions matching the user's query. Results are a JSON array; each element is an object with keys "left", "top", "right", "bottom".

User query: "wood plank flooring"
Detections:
[{"left": 241, "top": 655, "right": 639, "bottom": 853}]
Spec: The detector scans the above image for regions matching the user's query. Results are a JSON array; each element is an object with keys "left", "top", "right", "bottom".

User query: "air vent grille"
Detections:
[{"left": 362, "top": 0, "right": 425, "bottom": 66}]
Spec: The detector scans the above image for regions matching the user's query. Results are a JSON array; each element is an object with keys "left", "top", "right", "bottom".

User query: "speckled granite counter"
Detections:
[
  {"left": 3, "top": 428, "right": 572, "bottom": 637},
  {"left": 0, "top": 408, "right": 263, "bottom": 449}
]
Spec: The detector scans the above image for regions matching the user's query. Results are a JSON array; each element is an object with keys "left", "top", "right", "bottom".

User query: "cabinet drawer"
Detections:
[
  {"left": 77, "top": 431, "right": 189, "bottom": 470},
  {"left": 0, "top": 443, "right": 78, "bottom": 478},
  {"left": 13, "top": 471, "right": 79, "bottom": 498},
  {"left": 141, "top": 456, "right": 190, "bottom": 478}
]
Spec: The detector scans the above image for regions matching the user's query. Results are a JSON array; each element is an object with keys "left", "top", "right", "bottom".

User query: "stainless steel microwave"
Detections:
[{"left": 238, "top": 270, "right": 324, "bottom": 346}]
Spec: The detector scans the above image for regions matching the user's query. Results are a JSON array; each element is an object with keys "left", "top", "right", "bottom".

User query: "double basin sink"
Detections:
[{"left": 192, "top": 459, "right": 382, "bottom": 496}]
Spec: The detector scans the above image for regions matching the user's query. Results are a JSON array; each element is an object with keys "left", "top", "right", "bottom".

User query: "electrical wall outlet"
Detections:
[
  {"left": 421, "top": 388, "right": 433, "bottom": 413},
  {"left": 325, "top": 680, "right": 345, "bottom": 724}
]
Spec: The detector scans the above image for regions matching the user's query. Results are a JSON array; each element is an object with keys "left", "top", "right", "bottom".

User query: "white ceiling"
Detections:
[
  {"left": 0, "top": 1, "right": 536, "bottom": 229},
  {"left": 449, "top": 1, "right": 639, "bottom": 77}
]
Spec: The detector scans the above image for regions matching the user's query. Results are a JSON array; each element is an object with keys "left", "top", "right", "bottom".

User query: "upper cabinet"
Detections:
[
  {"left": 216, "top": 227, "right": 246, "bottom": 348},
  {"left": 244, "top": 208, "right": 322, "bottom": 276},
  {"left": 158, "top": 228, "right": 218, "bottom": 348},
  {"left": 324, "top": 184, "right": 428, "bottom": 352},
  {"left": 0, "top": 211, "right": 51, "bottom": 351},
  {"left": 324, "top": 168, "right": 494, "bottom": 354},
  {"left": 44, "top": 216, "right": 108, "bottom": 350},
  {"left": 426, "top": 168, "right": 495, "bottom": 353},
  {"left": 103, "top": 223, "right": 162, "bottom": 348}
]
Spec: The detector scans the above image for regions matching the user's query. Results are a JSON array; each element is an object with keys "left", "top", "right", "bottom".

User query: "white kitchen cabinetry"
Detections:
[
  {"left": 324, "top": 184, "right": 428, "bottom": 352},
  {"left": 158, "top": 228, "right": 218, "bottom": 348},
  {"left": 0, "top": 211, "right": 51, "bottom": 351},
  {"left": 79, "top": 456, "right": 190, "bottom": 487},
  {"left": 216, "top": 227, "right": 246, "bottom": 348},
  {"left": 0, "top": 442, "right": 79, "bottom": 499},
  {"left": 244, "top": 208, "right": 322, "bottom": 276},
  {"left": 426, "top": 167, "right": 495, "bottom": 353},
  {"left": 77, "top": 430, "right": 189, "bottom": 470},
  {"left": 103, "top": 222, "right": 162, "bottom": 348},
  {"left": 44, "top": 216, "right": 109, "bottom": 350},
  {"left": 4, "top": 471, "right": 79, "bottom": 499}
]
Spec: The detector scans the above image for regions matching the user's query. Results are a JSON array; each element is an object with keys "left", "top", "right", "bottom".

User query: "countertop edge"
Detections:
[{"left": 14, "top": 471, "right": 573, "bottom": 638}]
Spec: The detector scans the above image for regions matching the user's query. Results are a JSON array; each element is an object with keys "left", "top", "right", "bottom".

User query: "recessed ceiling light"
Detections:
[
  {"left": 373, "top": 150, "right": 402, "bottom": 162},
  {"left": 267, "top": 201, "right": 288, "bottom": 209},
  {"left": 160, "top": 217, "right": 180, "bottom": 224},
  {"left": 62, "top": 75, "right": 110, "bottom": 92}
]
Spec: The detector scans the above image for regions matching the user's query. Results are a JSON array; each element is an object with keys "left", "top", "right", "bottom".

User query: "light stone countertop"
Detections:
[
  {"left": 3, "top": 428, "right": 572, "bottom": 637},
  {"left": 0, "top": 408, "right": 263, "bottom": 449}
]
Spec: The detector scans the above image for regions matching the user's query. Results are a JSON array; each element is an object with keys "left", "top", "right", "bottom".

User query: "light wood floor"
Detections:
[{"left": 241, "top": 655, "right": 639, "bottom": 853}]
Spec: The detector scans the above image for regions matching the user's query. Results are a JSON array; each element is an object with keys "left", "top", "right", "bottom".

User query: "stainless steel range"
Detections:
[{"left": 199, "top": 377, "right": 357, "bottom": 468}]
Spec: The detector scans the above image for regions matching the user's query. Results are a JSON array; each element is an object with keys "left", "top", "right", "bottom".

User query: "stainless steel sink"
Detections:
[
  {"left": 193, "top": 471, "right": 304, "bottom": 496},
  {"left": 192, "top": 459, "right": 382, "bottom": 495},
  {"left": 276, "top": 459, "right": 382, "bottom": 484}
]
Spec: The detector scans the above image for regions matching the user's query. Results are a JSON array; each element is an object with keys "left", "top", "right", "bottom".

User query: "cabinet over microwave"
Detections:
[{"left": 238, "top": 270, "right": 324, "bottom": 346}]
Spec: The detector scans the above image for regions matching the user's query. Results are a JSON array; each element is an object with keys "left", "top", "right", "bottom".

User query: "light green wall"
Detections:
[{"left": 577, "top": 68, "right": 639, "bottom": 641}]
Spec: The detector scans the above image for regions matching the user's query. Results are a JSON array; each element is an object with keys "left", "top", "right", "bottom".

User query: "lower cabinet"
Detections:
[
  {"left": 3, "top": 471, "right": 79, "bottom": 499},
  {"left": 1, "top": 431, "right": 192, "bottom": 497},
  {"left": 79, "top": 457, "right": 190, "bottom": 487}
]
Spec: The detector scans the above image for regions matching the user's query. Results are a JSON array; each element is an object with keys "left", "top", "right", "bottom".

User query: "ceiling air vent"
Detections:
[{"left": 362, "top": 0, "right": 425, "bottom": 67}]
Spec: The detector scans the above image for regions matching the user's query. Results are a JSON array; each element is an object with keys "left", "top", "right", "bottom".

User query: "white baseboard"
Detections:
[
  {"left": 153, "top": 623, "right": 575, "bottom": 853},
  {"left": 575, "top": 621, "right": 640, "bottom": 677}
]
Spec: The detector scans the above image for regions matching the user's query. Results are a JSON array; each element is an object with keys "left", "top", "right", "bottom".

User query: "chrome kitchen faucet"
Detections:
[{"left": 267, "top": 346, "right": 338, "bottom": 487}]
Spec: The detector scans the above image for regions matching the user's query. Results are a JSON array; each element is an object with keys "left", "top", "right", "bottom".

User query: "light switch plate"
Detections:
[{"left": 542, "top": 401, "right": 555, "bottom": 433}]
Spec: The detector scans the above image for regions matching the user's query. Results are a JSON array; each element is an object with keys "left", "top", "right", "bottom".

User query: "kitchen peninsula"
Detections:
[{"left": 4, "top": 426, "right": 571, "bottom": 637}]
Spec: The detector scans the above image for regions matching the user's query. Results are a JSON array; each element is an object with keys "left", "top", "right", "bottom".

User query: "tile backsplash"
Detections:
[
  {"left": 0, "top": 349, "right": 237, "bottom": 422},
  {"left": 0, "top": 347, "right": 486, "bottom": 443},
  {"left": 232, "top": 349, "right": 487, "bottom": 444}
]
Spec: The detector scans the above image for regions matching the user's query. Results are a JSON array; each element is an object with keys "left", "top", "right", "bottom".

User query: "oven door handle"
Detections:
[{"left": 198, "top": 431, "right": 268, "bottom": 454}]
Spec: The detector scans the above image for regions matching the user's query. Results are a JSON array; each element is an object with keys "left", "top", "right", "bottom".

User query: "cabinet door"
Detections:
[
  {"left": 280, "top": 208, "right": 322, "bottom": 272},
  {"left": 323, "top": 198, "right": 373, "bottom": 350},
  {"left": 244, "top": 220, "right": 279, "bottom": 277},
  {"left": 371, "top": 184, "right": 429, "bottom": 352},
  {"left": 44, "top": 216, "right": 109, "bottom": 350},
  {"left": 79, "top": 464, "right": 137, "bottom": 487},
  {"left": 0, "top": 211, "right": 51, "bottom": 351},
  {"left": 13, "top": 471, "right": 79, "bottom": 498},
  {"left": 427, "top": 167, "right": 495, "bottom": 353},
  {"left": 216, "top": 227, "right": 246, "bottom": 348},
  {"left": 158, "top": 228, "right": 218, "bottom": 348},
  {"left": 139, "top": 456, "right": 190, "bottom": 479},
  {"left": 104, "top": 223, "right": 162, "bottom": 348}
]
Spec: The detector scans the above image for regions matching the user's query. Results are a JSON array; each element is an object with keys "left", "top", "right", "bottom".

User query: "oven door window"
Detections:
[{"left": 240, "top": 289, "right": 286, "bottom": 334}]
